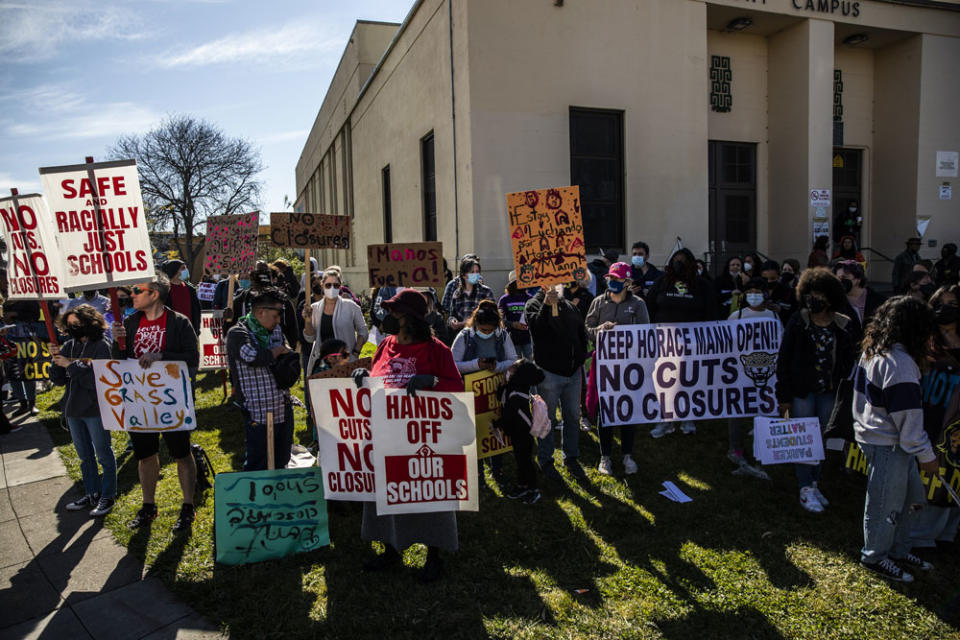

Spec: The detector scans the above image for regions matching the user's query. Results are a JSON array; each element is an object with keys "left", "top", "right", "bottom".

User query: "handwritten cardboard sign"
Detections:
[
  {"left": 203, "top": 212, "right": 259, "bottom": 276},
  {"left": 197, "top": 281, "right": 217, "bottom": 302},
  {"left": 753, "top": 417, "right": 825, "bottom": 465},
  {"left": 38, "top": 159, "right": 155, "bottom": 291},
  {"left": 506, "top": 186, "right": 587, "bottom": 288},
  {"left": 198, "top": 310, "right": 227, "bottom": 371},
  {"left": 367, "top": 242, "right": 445, "bottom": 288},
  {"left": 372, "top": 388, "right": 478, "bottom": 515},
  {"left": 463, "top": 370, "right": 512, "bottom": 460},
  {"left": 270, "top": 212, "right": 350, "bottom": 249},
  {"left": 309, "top": 378, "right": 378, "bottom": 501},
  {"left": 214, "top": 467, "right": 329, "bottom": 566},
  {"left": 0, "top": 193, "right": 67, "bottom": 301},
  {"left": 93, "top": 359, "right": 197, "bottom": 431}
]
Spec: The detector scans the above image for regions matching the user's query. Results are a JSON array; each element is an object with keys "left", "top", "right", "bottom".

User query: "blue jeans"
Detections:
[
  {"left": 537, "top": 370, "right": 581, "bottom": 467},
  {"left": 860, "top": 443, "right": 926, "bottom": 563},
  {"left": 791, "top": 392, "right": 834, "bottom": 488},
  {"left": 243, "top": 404, "right": 295, "bottom": 471},
  {"left": 66, "top": 416, "right": 116, "bottom": 500}
]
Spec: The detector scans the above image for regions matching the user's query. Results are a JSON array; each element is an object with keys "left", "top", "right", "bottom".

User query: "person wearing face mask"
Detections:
[
  {"left": 905, "top": 269, "right": 936, "bottom": 302},
  {"left": 103, "top": 286, "right": 136, "bottom": 340},
  {"left": 838, "top": 200, "right": 863, "bottom": 239},
  {"left": 759, "top": 260, "right": 796, "bottom": 323},
  {"left": 563, "top": 272, "right": 594, "bottom": 320},
  {"left": 498, "top": 272, "right": 533, "bottom": 360},
  {"left": 445, "top": 258, "right": 494, "bottom": 332},
  {"left": 161, "top": 259, "right": 201, "bottom": 335},
  {"left": 833, "top": 261, "right": 886, "bottom": 333},
  {"left": 585, "top": 262, "right": 649, "bottom": 475},
  {"left": 776, "top": 268, "right": 859, "bottom": 513},
  {"left": 303, "top": 268, "right": 368, "bottom": 376},
  {"left": 781, "top": 259, "right": 801, "bottom": 290},
  {"left": 629, "top": 241, "right": 662, "bottom": 300},
  {"left": 934, "top": 243, "right": 960, "bottom": 288},
  {"left": 714, "top": 256, "right": 749, "bottom": 317},
  {"left": 743, "top": 254, "right": 761, "bottom": 278},
  {"left": 49, "top": 305, "right": 116, "bottom": 517}
]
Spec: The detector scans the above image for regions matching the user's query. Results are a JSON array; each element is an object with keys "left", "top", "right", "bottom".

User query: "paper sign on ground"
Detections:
[
  {"left": 198, "top": 310, "right": 227, "bottom": 370},
  {"left": 596, "top": 318, "right": 782, "bottom": 425},
  {"left": 93, "top": 359, "right": 197, "bottom": 431},
  {"left": 197, "top": 281, "right": 217, "bottom": 302},
  {"left": 38, "top": 159, "right": 155, "bottom": 291},
  {"left": 309, "top": 378, "right": 378, "bottom": 501},
  {"left": 463, "top": 369, "right": 512, "bottom": 459},
  {"left": 371, "top": 388, "right": 478, "bottom": 515},
  {"left": 752, "top": 417, "right": 824, "bottom": 465},
  {"left": 367, "top": 242, "right": 445, "bottom": 288},
  {"left": 214, "top": 467, "right": 329, "bottom": 565},
  {"left": 506, "top": 186, "right": 587, "bottom": 289},
  {"left": 0, "top": 193, "right": 67, "bottom": 300},
  {"left": 203, "top": 213, "right": 259, "bottom": 276},
  {"left": 270, "top": 212, "right": 350, "bottom": 249}
]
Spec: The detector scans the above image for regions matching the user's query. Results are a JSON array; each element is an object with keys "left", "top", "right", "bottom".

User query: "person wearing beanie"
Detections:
[{"left": 162, "top": 259, "right": 201, "bottom": 334}]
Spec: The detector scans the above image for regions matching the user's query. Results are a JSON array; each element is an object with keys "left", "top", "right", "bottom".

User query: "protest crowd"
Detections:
[{"left": 1, "top": 172, "right": 959, "bottom": 588}]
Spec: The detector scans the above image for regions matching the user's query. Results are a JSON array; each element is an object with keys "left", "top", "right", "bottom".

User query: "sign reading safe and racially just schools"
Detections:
[
  {"left": 367, "top": 242, "right": 445, "bottom": 288},
  {"left": 93, "top": 359, "right": 197, "bottom": 431},
  {"left": 372, "top": 388, "right": 478, "bottom": 515},
  {"left": 596, "top": 318, "right": 782, "bottom": 426},
  {"left": 506, "top": 186, "right": 587, "bottom": 288},
  {"left": 203, "top": 213, "right": 259, "bottom": 276},
  {"left": 38, "top": 159, "right": 155, "bottom": 291},
  {"left": 270, "top": 212, "right": 350, "bottom": 250},
  {"left": 214, "top": 467, "right": 329, "bottom": 566},
  {"left": 752, "top": 417, "right": 825, "bottom": 466},
  {"left": 464, "top": 370, "right": 512, "bottom": 460},
  {"left": 309, "top": 378, "right": 377, "bottom": 501},
  {"left": 0, "top": 193, "right": 67, "bottom": 301},
  {"left": 198, "top": 310, "right": 227, "bottom": 371}
]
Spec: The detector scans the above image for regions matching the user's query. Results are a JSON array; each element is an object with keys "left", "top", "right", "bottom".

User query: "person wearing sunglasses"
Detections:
[
  {"left": 113, "top": 273, "right": 200, "bottom": 533},
  {"left": 303, "top": 268, "right": 368, "bottom": 377}
]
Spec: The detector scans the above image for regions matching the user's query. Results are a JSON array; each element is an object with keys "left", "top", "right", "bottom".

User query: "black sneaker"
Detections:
[
  {"left": 522, "top": 489, "right": 542, "bottom": 505},
  {"left": 564, "top": 458, "right": 587, "bottom": 480},
  {"left": 66, "top": 494, "right": 98, "bottom": 511},
  {"left": 128, "top": 504, "right": 158, "bottom": 529},
  {"left": 89, "top": 497, "right": 115, "bottom": 517},
  {"left": 860, "top": 558, "right": 914, "bottom": 583},
  {"left": 891, "top": 552, "right": 934, "bottom": 571},
  {"left": 172, "top": 504, "right": 195, "bottom": 533},
  {"left": 505, "top": 486, "right": 532, "bottom": 500}
]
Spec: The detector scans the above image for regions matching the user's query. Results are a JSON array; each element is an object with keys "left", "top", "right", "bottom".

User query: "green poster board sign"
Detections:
[{"left": 214, "top": 467, "right": 329, "bottom": 565}]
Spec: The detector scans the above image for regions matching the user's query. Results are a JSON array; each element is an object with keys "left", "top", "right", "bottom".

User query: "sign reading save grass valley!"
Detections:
[
  {"left": 270, "top": 212, "right": 350, "bottom": 249},
  {"left": 367, "top": 242, "right": 445, "bottom": 288},
  {"left": 38, "top": 159, "right": 155, "bottom": 291},
  {"left": 203, "top": 212, "right": 259, "bottom": 276},
  {"left": 0, "top": 193, "right": 67, "bottom": 300},
  {"left": 93, "top": 359, "right": 197, "bottom": 431},
  {"left": 463, "top": 370, "right": 512, "bottom": 459},
  {"left": 506, "top": 186, "right": 587, "bottom": 288}
]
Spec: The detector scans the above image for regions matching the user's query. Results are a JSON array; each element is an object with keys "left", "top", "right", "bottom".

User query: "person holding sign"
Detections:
[
  {"left": 353, "top": 289, "right": 463, "bottom": 582},
  {"left": 303, "top": 268, "right": 368, "bottom": 375},
  {"left": 49, "top": 305, "right": 117, "bottom": 517},
  {"left": 854, "top": 296, "right": 942, "bottom": 582},
  {"left": 113, "top": 273, "right": 199, "bottom": 532},
  {"left": 161, "top": 260, "right": 201, "bottom": 335}
]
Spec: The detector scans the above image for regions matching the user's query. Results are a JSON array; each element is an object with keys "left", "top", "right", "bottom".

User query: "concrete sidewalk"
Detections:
[{"left": 0, "top": 411, "right": 223, "bottom": 640}]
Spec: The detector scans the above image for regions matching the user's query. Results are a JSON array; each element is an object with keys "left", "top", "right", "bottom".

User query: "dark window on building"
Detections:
[
  {"left": 708, "top": 140, "right": 756, "bottom": 275},
  {"left": 569, "top": 108, "right": 624, "bottom": 251},
  {"left": 382, "top": 165, "right": 392, "bottom": 243},
  {"left": 421, "top": 132, "right": 437, "bottom": 241}
]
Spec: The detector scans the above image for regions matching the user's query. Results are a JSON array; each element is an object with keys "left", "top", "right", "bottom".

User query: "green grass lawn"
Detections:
[{"left": 37, "top": 375, "right": 960, "bottom": 640}]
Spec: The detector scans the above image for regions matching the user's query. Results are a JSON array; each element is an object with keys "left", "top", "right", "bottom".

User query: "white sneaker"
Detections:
[
  {"left": 622, "top": 455, "right": 638, "bottom": 475},
  {"left": 650, "top": 423, "right": 675, "bottom": 438},
  {"left": 597, "top": 456, "right": 613, "bottom": 476},
  {"left": 811, "top": 482, "right": 829, "bottom": 507},
  {"left": 800, "top": 486, "right": 824, "bottom": 513},
  {"left": 680, "top": 421, "right": 697, "bottom": 435}
]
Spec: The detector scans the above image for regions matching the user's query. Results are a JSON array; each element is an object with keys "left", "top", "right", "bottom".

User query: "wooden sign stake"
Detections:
[{"left": 266, "top": 411, "right": 275, "bottom": 471}]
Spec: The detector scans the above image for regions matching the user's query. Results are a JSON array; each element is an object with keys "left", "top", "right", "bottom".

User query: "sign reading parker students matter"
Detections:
[
  {"left": 506, "top": 186, "right": 587, "bottom": 288},
  {"left": 463, "top": 370, "right": 512, "bottom": 459},
  {"left": 372, "top": 388, "right": 478, "bottom": 515},
  {"left": 270, "top": 212, "right": 350, "bottom": 249},
  {"left": 596, "top": 318, "right": 782, "bottom": 426},
  {"left": 203, "top": 212, "right": 259, "bottom": 276},
  {"left": 367, "top": 242, "right": 445, "bottom": 288},
  {"left": 39, "top": 159, "right": 155, "bottom": 291},
  {"left": 0, "top": 193, "right": 67, "bottom": 300},
  {"left": 309, "top": 378, "right": 378, "bottom": 501},
  {"left": 93, "top": 359, "right": 197, "bottom": 431},
  {"left": 198, "top": 310, "right": 227, "bottom": 370},
  {"left": 753, "top": 417, "right": 825, "bottom": 466}
]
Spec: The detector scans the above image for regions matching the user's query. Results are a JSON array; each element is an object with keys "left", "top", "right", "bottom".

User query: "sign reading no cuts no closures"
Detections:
[
  {"left": 269, "top": 212, "right": 350, "bottom": 249},
  {"left": 39, "top": 159, "right": 155, "bottom": 291},
  {"left": 309, "top": 378, "right": 378, "bottom": 501},
  {"left": 596, "top": 318, "right": 782, "bottom": 426},
  {"left": 0, "top": 193, "right": 68, "bottom": 300},
  {"left": 198, "top": 311, "right": 227, "bottom": 370},
  {"left": 367, "top": 242, "right": 445, "bottom": 288},
  {"left": 506, "top": 186, "right": 587, "bottom": 288},
  {"left": 203, "top": 212, "right": 259, "bottom": 276},
  {"left": 93, "top": 359, "right": 197, "bottom": 432}
]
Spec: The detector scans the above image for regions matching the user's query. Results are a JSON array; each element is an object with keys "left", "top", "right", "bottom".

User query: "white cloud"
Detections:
[
  {"left": 6, "top": 100, "right": 162, "bottom": 141},
  {"left": 258, "top": 129, "right": 309, "bottom": 145},
  {"left": 0, "top": 172, "right": 43, "bottom": 194}
]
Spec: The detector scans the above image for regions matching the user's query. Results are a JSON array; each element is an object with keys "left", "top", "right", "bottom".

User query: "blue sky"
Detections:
[{"left": 0, "top": 0, "right": 411, "bottom": 215}]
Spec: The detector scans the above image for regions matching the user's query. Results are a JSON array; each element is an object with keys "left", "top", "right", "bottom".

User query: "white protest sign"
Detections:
[
  {"left": 93, "top": 359, "right": 197, "bottom": 431},
  {"left": 752, "top": 416, "right": 824, "bottom": 465},
  {"left": 198, "top": 310, "right": 227, "bottom": 370},
  {"left": 809, "top": 189, "right": 831, "bottom": 207},
  {"left": 0, "top": 193, "right": 67, "bottom": 300},
  {"left": 39, "top": 159, "right": 155, "bottom": 291},
  {"left": 197, "top": 281, "right": 217, "bottom": 302},
  {"left": 596, "top": 318, "right": 782, "bottom": 426},
  {"left": 372, "top": 388, "right": 478, "bottom": 515},
  {"left": 309, "top": 377, "right": 380, "bottom": 501}
]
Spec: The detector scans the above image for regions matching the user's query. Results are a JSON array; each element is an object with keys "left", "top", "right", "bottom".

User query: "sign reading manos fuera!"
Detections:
[
  {"left": 372, "top": 389, "right": 478, "bottom": 515},
  {"left": 597, "top": 318, "right": 782, "bottom": 425},
  {"left": 506, "top": 186, "right": 587, "bottom": 288},
  {"left": 367, "top": 242, "right": 445, "bottom": 288},
  {"left": 464, "top": 370, "right": 512, "bottom": 459},
  {"left": 39, "top": 159, "right": 155, "bottom": 290},
  {"left": 93, "top": 359, "right": 197, "bottom": 431},
  {"left": 309, "top": 378, "right": 377, "bottom": 501},
  {"left": 203, "top": 213, "right": 259, "bottom": 276},
  {"left": 0, "top": 194, "right": 67, "bottom": 300},
  {"left": 199, "top": 311, "right": 227, "bottom": 370},
  {"left": 214, "top": 467, "right": 329, "bottom": 565},
  {"left": 270, "top": 212, "right": 350, "bottom": 249},
  {"left": 753, "top": 417, "right": 825, "bottom": 465}
]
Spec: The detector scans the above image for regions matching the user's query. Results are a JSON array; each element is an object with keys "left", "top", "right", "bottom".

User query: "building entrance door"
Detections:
[
  {"left": 832, "top": 148, "right": 863, "bottom": 245},
  {"left": 708, "top": 141, "right": 756, "bottom": 276}
]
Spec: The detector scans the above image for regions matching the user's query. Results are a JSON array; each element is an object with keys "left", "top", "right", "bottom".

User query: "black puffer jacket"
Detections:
[
  {"left": 775, "top": 308, "right": 860, "bottom": 404},
  {"left": 525, "top": 292, "right": 588, "bottom": 377}
]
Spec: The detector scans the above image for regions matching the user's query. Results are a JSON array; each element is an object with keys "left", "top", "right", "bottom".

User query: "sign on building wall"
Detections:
[
  {"left": 937, "top": 151, "right": 959, "bottom": 178},
  {"left": 809, "top": 189, "right": 831, "bottom": 208},
  {"left": 270, "top": 212, "right": 350, "bottom": 249},
  {"left": 506, "top": 186, "right": 587, "bottom": 289},
  {"left": 367, "top": 242, "right": 445, "bottom": 288}
]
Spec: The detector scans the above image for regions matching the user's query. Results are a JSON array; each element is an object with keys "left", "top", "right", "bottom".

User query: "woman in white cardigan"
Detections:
[{"left": 303, "top": 268, "right": 369, "bottom": 376}]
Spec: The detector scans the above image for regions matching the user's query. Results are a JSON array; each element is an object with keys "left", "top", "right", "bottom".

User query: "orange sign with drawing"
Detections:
[{"left": 506, "top": 186, "right": 587, "bottom": 288}]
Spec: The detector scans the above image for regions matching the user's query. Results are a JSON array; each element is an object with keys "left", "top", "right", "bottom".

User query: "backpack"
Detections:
[
  {"left": 529, "top": 394, "right": 551, "bottom": 439},
  {"left": 191, "top": 443, "right": 216, "bottom": 492}
]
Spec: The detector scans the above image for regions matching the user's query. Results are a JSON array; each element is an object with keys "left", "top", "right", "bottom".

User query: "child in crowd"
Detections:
[
  {"left": 493, "top": 359, "right": 546, "bottom": 505},
  {"left": 311, "top": 338, "right": 350, "bottom": 376}
]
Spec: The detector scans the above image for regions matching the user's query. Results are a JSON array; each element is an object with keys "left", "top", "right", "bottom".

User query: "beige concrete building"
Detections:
[{"left": 296, "top": 0, "right": 960, "bottom": 291}]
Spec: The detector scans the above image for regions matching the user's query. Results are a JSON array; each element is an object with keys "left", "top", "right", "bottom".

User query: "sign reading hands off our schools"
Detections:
[
  {"left": 39, "top": 159, "right": 155, "bottom": 291},
  {"left": 506, "top": 186, "right": 587, "bottom": 288},
  {"left": 270, "top": 212, "right": 350, "bottom": 249},
  {"left": 0, "top": 193, "right": 68, "bottom": 300},
  {"left": 596, "top": 318, "right": 782, "bottom": 426},
  {"left": 367, "top": 242, "right": 445, "bottom": 288},
  {"left": 93, "top": 359, "right": 197, "bottom": 431},
  {"left": 198, "top": 311, "right": 227, "bottom": 371},
  {"left": 203, "top": 212, "right": 259, "bottom": 275}
]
